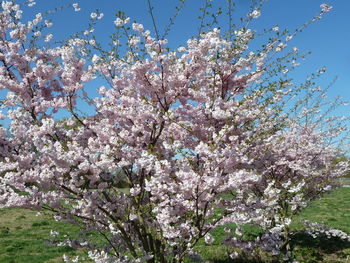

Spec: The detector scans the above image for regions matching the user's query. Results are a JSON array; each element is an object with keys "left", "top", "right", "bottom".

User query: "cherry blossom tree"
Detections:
[{"left": 0, "top": 1, "right": 347, "bottom": 262}]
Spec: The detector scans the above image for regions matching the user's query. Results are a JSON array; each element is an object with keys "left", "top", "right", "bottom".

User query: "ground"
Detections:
[{"left": 0, "top": 186, "right": 349, "bottom": 263}]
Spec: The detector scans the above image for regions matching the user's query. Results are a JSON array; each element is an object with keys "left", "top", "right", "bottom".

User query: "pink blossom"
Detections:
[{"left": 320, "top": 3, "right": 333, "bottom": 12}]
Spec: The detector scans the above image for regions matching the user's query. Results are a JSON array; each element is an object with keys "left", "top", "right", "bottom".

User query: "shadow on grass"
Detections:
[
  {"left": 291, "top": 231, "right": 350, "bottom": 262},
  {"left": 201, "top": 232, "right": 350, "bottom": 263},
  {"left": 292, "top": 231, "right": 350, "bottom": 253}
]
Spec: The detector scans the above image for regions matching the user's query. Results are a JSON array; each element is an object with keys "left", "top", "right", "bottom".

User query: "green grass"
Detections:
[
  {"left": 0, "top": 187, "right": 349, "bottom": 262},
  {"left": 294, "top": 187, "right": 350, "bottom": 233},
  {"left": 196, "top": 187, "right": 350, "bottom": 263},
  {"left": 0, "top": 209, "right": 86, "bottom": 263}
]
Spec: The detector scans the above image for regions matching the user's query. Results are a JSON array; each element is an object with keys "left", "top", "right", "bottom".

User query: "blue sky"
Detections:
[{"left": 3, "top": 0, "right": 350, "bottom": 130}]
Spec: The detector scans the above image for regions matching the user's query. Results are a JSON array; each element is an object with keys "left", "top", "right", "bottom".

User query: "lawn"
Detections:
[
  {"left": 0, "top": 209, "right": 85, "bottom": 263},
  {"left": 0, "top": 187, "right": 349, "bottom": 263}
]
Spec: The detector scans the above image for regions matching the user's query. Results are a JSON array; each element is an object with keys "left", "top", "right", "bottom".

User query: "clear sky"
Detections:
[{"left": 3, "top": 0, "right": 350, "bottom": 133}]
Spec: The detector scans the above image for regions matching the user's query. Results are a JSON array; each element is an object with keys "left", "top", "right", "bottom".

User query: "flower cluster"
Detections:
[{"left": 304, "top": 221, "right": 350, "bottom": 241}]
